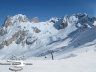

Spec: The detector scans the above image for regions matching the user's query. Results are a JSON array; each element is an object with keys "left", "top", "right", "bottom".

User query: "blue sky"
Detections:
[{"left": 0, "top": 0, "right": 96, "bottom": 25}]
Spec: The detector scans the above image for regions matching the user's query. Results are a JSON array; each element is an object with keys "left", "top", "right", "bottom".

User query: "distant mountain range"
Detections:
[{"left": 0, "top": 13, "right": 96, "bottom": 60}]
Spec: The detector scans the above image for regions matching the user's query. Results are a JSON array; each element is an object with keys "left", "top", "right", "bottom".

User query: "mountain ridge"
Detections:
[{"left": 0, "top": 13, "right": 96, "bottom": 60}]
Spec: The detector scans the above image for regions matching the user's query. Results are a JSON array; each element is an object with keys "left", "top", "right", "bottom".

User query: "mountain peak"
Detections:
[
  {"left": 11, "top": 14, "right": 29, "bottom": 23},
  {"left": 4, "top": 14, "right": 29, "bottom": 27}
]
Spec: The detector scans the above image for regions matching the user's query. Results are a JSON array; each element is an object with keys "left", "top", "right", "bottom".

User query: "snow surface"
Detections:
[{"left": 0, "top": 48, "right": 96, "bottom": 72}]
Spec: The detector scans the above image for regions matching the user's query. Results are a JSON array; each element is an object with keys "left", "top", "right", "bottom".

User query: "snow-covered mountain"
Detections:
[{"left": 0, "top": 13, "right": 96, "bottom": 60}]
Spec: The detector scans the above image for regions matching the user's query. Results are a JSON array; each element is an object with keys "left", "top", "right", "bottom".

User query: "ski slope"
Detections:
[{"left": 0, "top": 48, "right": 96, "bottom": 72}]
